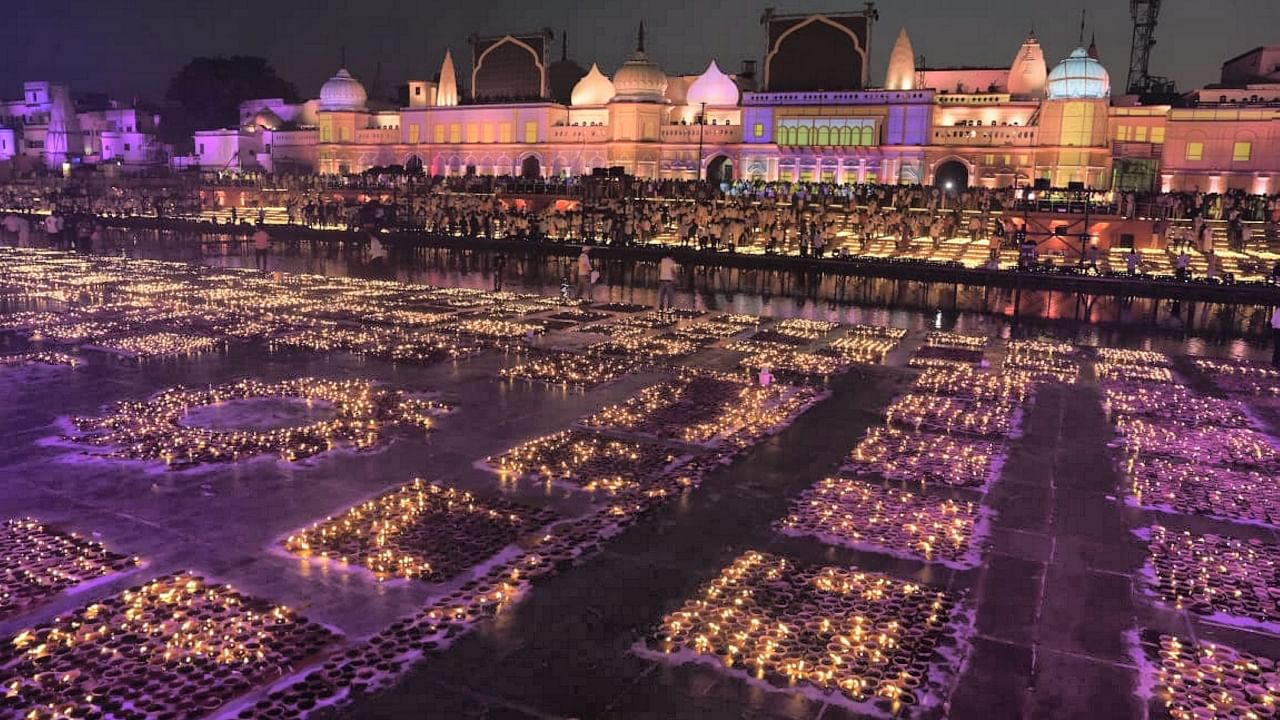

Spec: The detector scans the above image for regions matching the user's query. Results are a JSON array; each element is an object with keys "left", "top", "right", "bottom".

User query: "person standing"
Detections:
[
  {"left": 493, "top": 252, "right": 506, "bottom": 291},
  {"left": 368, "top": 232, "right": 388, "bottom": 277},
  {"left": 576, "top": 246, "right": 594, "bottom": 303},
  {"left": 1272, "top": 305, "right": 1280, "bottom": 368},
  {"left": 252, "top": 224, "right": 271, "bottom": 271},
  {"left": 657, "top": 251, "right": 677, "bottom": 311}
]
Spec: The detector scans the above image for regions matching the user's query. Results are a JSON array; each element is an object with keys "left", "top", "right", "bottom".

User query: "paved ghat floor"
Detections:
[{"left": 1, "top": 248, "right": 1280, "bottom": 719}]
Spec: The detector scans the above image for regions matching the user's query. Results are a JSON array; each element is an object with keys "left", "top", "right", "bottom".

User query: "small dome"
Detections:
[
  {"left": 686, "top": 61, "right": 740, "bottom": 107},
  {"left": 572, "top": 64, "right": 616, "bottom": 106},
  {"left": 1047, "top": 47, "right": 1110, "bottom": 100},
  {"left": 319, "top": 68, "right": 368, "bottom": 111}
]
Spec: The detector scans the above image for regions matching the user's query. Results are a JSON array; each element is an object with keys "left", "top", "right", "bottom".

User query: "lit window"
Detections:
[
  {"left": 500, "top": 123, "right": 512, "bottom": 143},
  {"left": 1115, "top": 126, "right": 1129, "bottom": 141},
  {"left": 753, "top": 122, "right": 764, "bottom": 138},
  {"left": 1135, "top": 126, "right": 1147, "bottom": 142},
  {"left": 1150, "top": 127, "right": 1165, "bottom": 144},
  {"left": 524, "top": 121, "right": 538, "bottom": 144},
  {"left": 1233, "top": 141, "right": 1252, "bottom": 162},
  {"left": 434, "top": 125, "right": 445, "bottom": 143},
  {"left": 483, "top": 124, "right": 495, "bottom": 143},
  {"left": 450, "top": 124, "right": 461, "bottom": 143},
  {"left": 466, "top": 124, "right": 478, "bottom": 143},
  {"left": 1185, "top": 141, "right": 1203, "bottom": 161},
  {"left": 408, "top": 124, "right": 420, "bottom": 144}
]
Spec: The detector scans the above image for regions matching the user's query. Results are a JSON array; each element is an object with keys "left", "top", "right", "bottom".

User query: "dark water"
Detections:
[{"left": 69, "top": 228, "right": 1280, "bottom": 361}]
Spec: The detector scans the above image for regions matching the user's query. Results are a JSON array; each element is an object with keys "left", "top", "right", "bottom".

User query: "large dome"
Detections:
[
  {"left": 319, "top": 68, "right": 368, "bottom": 111},
  {"left": 686, "top": 60, "right": 740, "bottom": 107},
  {"left": 613, "top": 52, "right": 668, "bottom": 102},
  {"left": 1046, "top": 47, "right": 1110, "bottom": 100},
  {"left": 572, "top": 64, "right": 616, "bottom": 106}
]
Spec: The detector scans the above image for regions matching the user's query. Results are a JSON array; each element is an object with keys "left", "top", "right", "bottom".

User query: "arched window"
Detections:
[
  {"left": 840, "top": 126, "right": 855, "bottom": 146},
  {"left": 776, "top": 126, "right": 791, "bottom": 146},
  {"left": 859, "top": 125, "right": 875, "bottom": 146},
  {"left": 816, "top": 126, "right": 830, "bottom": 146},
  {"left": 796, "top": 126, "right": 810, "bottom": 146}
]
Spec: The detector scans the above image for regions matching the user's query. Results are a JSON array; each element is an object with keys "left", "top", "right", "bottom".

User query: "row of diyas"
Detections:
[
  {"left": 0, "top": 518, "right": 140, "bottom": 622},
  {"left": 284, "top": 480, "right": 558, "bottom": 583},
  {"left": 66, "top": 378, "right": 452, "bottom": 468},
  {"left": 647, "top": 551, "right": 960, "bottom": 713}
]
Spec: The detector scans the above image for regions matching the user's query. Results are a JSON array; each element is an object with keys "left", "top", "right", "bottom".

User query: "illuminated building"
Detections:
[
  {"left": 67, "top": 11, "right": 1277, "bottom": 191},
  {"left": 0, "top": 81, "right": 166, "bottom": 170}
]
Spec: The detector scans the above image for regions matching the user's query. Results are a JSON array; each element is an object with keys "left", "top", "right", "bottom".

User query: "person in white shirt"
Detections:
[
  {"left": 576, "top": 246, "right": 594, "bottom": 303},
  {"left": 1272, "top": 306, "right": 1280, "bottom": 368},
  {"left": 657, "top": 251, "right": 677, "bottom": 310}
]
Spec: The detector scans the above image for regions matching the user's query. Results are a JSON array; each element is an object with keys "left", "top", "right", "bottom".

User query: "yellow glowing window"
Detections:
[
  {"left": 466, "top": 124, "right": 478, "bottom": 143},
  {"left": 483, "top": 124, "right": 494, "bottom": 143},
  {"left": 1115, "top": 126, "right": 1129, "bottom": 141},
  {"left": 339, "top": 126, "right": 351, "bottom": 142},
  {"left": 1185, "top": 141, "right": 1203, "bottom": 161},
  {"left": 1135, "top": 126, "right": 1147, "bottom": 142},
  {"left": 753, "top": 122, "right": 764, "bottom": 138},
  {"left": 500, "top": 123, "right": 512, "bottom": 143},
  {"left": 985, "top": 154, "right": 994, "bottom": 165},
  {"left": 434, "top": 125, "right": 445, "bottom": 143},
  {"left": 1150, "top": 127, "right": 1165, "bottom": 144},
  {"left": 449, "top": 124, "right": 461, "bottom": 143},
  {"left": 319, "top": 126, "right": 331, "bottom": 143},
  {"left": 1233, "top": 141, "right": 1252, "bottom": 162},
  {"left": 524, "top": 122, "right": 538, "bottom": 144},
  {"left": 408, "top": 124, "right": 420, "bottom": 144},
  {"left": 1060, "top": 102, "right": 1095, "bottom": 147}
]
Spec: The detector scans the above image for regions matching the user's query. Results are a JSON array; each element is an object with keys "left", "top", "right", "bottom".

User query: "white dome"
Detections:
[
  {"left": 571, "top": 64, "right": 616, "bottom": 106},
  {"left": 686, "top": 61, "right": 740, "bottom": 107},
  {"left": 613, "top": 51, "right": 668, "bottom": 102},
  {"left": 1047, "top": 47, "right": 1110, "bottom": 100},
  {"left": 319, "top": 68, "right": 368, "bottom": 111}
]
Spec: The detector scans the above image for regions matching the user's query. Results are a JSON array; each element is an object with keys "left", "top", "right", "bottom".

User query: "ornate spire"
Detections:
[
  {"left": 884, "top": 27, "right": 916, "bottom": 90},
  {"left": 637, "top": 21, "right": 646, "bottom": 53},
  {"left": 1078, "top": 9, "right": 1086, "bottom": 45},
  {"left": 562, "top": 30, "right": 568, "bottom": 61},
  {"left": 1087, "top": 32, "right": 1099, "bottom": 60},
  {"left": 436, "top": 50, "right": 458, "bottom": 107}
]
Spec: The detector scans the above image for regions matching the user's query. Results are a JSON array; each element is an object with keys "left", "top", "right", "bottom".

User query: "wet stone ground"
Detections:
[{"left": 1, "top": 249, "right": 1280, "bottom": 719}]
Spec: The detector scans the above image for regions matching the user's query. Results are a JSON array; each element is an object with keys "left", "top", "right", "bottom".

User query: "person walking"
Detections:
[
  {"left": 252, "top": 224, "right": 271, "bottom": 271},
  {"left": 657, "top": 251, "right": 677, "bottom": 311}
]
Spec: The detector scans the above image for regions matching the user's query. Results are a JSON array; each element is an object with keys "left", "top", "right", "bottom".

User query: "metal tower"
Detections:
[{"left": 1127, "top": 0, "right": 1162, "bottom": 94}]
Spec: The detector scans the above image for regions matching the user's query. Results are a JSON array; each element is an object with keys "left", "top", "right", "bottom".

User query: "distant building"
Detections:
[
  {"left": 0, "top": 81, "right": 166, "bottom": 170},
  {"left": 174, "top": 11, "right": 1277, "bottom": 193}
]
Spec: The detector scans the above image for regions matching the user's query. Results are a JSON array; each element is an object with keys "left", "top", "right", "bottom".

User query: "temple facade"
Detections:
[{"left": 17, "top": 9, "right": 1268, "bottom": 194}]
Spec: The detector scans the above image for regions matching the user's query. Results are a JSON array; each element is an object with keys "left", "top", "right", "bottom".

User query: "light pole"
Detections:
[{"left": 696, "top": 102, "right": 707, "bottom": 182}]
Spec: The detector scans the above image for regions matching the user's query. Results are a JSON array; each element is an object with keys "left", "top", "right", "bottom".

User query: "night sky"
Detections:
[{"left": 3, "top": 0, "right": 1277, "bottom": 103}]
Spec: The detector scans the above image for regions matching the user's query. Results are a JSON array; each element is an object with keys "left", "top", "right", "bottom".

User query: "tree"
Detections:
[{"left": 162, "top": 56, "right": 300, "bottom": 152}]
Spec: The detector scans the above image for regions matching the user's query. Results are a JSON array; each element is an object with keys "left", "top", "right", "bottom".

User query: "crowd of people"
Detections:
[{"left": 3, "top": 175, "right": 1280, "bottom": 268}]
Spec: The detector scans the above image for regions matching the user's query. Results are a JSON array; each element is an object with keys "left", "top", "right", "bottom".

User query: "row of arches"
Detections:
[{"left": 776, "top": 124, "right": 877, "bottom": 148}]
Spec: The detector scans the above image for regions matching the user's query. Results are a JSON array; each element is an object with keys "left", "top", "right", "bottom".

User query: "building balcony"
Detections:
[
  {"left": 931, "top": 126, "right": 1038, "bottom": 146},
  {"left": 743, "top": 90, "right": 933, "bottom": 106},
  {"left": 659, "top": 124, "right": 742, "bottom": 143},
  {"left": 1111, "top": 141, "right": 1160, "bottom": 159},
  {"left": 548, "top": 125, "right": 610, "bottom": 143}
]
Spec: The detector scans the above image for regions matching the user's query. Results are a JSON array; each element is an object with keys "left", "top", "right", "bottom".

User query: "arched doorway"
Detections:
[
  {"left": 934, "top": 160, "right": 969, "bottom": 190},
  {"left": 405, "top": 155, "right": 424, "bottom": 174},
  {"left": 706, "top": 155, "right": 734, "bottom": 184},
  {"left": 520, "top": 155, "right": 541, "bottom": 179}
]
